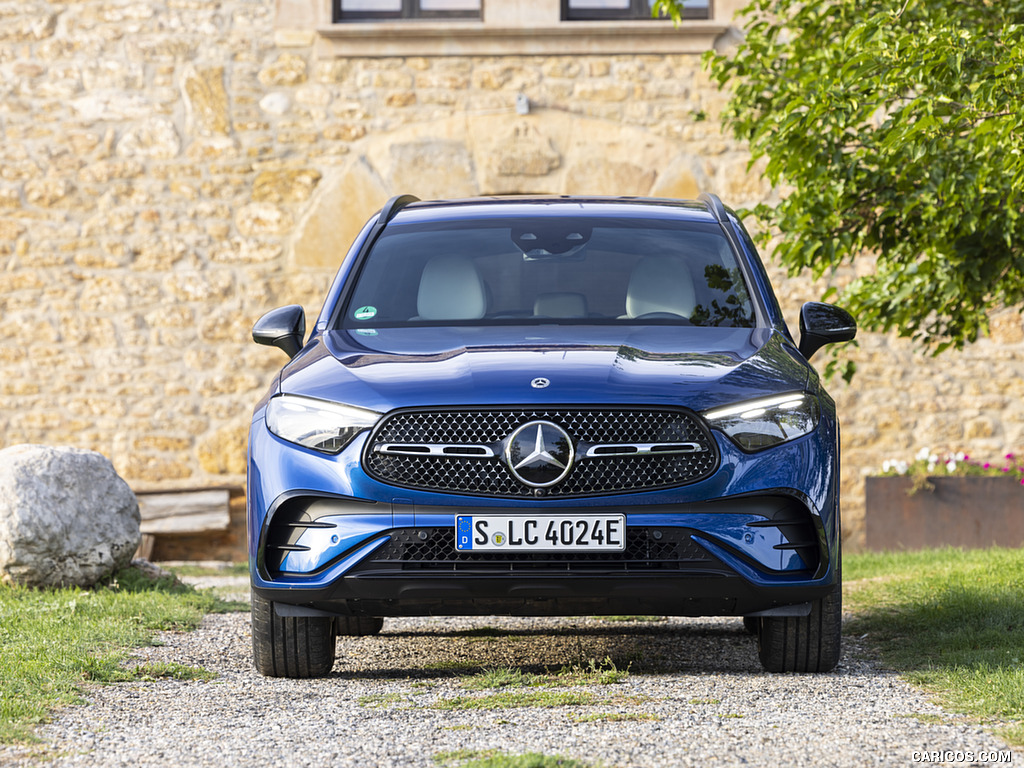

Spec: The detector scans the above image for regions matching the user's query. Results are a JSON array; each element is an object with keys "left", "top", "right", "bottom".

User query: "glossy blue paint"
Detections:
[
  {"left": 251, "top": 536, "right": 391, "bottom": 592},
  {"left": 278, "top": 327, "right": 808, "bottom": 416},
  {"left": 276, "top": 513, "right": 391, "bottom": 573}
]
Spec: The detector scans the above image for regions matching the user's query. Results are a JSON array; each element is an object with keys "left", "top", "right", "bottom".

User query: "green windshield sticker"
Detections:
[{"left": 354, "top": 306, "right": 377, "bottom": 320}]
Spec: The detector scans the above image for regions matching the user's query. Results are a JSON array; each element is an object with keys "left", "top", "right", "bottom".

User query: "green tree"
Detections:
[{"left": 657, "top": 0, "right": 1024, "bottom": 353}]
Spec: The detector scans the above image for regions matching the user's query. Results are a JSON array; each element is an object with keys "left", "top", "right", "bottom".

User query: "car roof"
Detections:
[{"left": 385, "top": 195, "right": 722, "bottom": 226}]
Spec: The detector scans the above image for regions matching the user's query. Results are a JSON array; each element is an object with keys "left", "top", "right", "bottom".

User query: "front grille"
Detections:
[
  {"left": 349, "top": 526, "right": 723, "bottom": 575},
  {"left": 364, "top": 407, "right": 719, "bottom": 498}
]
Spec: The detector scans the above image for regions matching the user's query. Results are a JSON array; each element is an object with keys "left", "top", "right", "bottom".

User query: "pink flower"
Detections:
[
  {"left": 1006, "top": 453, "right": 1016, "bottom": 460},
  {"left": 984, "top": 463, "right": 991, "bottom": 469},
  {"left": 1001, "top": 467, "right": 1010, "bottom": 472}
]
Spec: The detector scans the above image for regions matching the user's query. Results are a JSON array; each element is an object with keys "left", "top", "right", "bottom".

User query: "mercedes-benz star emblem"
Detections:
[
  {"left": 504, "top": 420, "right": 574, "bottom": 488},
  {"left": 531, "top": 377, "right": 550, "bottom": 389}
]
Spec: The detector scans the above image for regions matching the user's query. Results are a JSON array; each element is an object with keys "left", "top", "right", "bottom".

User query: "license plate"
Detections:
[{"left": 455, "top": 514, "right": 625, "bottom": 552}]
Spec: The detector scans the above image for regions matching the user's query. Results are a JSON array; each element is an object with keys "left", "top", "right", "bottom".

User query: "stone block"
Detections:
[
  {"left": 210, "top": 238, "right": 283, "bottom": 264},
  {"left": 574, "top": 82, "right": 631, "bottom": 102},
  {"left": 197, "top": 423, "right": 249, "bottom": 475},
  {"left": 291, "top": 160, "right": 387, "bottom": 270},
  {"left": 25, "top": 178, "right": 75, "bottom": 207},
  {"left": 252, "top": 168, "right": 321, "bottom": 203},
  {"left": 115, "top": 117, "right": 181, "bottom": 159},
  {"left": 164, "top": 270, "right": 234, "bottom": 302},
  {"left": 565, "top": 159, "right": 656, "bottom": 196},
  {"left": 258, "top": 53, "right": 308, "bottom": 86},
  {"left": 182, "top": 65, "right": 232, "bottom": 136},
  {"left": 385, "top": 91, "right": 416, "bottom": 108},
  {"left": 235, "top": 202, "right": 294, "bottom": 235},
  {"left": 389, "top": 140, "right": 477, "bottom": 200},
  {"left": 323, "top": 123, "right": 366, "bottom": 142}
]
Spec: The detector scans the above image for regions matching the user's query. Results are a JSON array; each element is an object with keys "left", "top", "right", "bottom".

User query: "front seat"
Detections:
[
  {"left": 624, "top": 255, "right": 696, "bottom": 319},
  {"left": 416, "top": 254, "right": 487, "bottom": 321}
]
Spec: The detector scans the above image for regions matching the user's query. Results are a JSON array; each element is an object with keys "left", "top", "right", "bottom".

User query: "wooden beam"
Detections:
[{"left": 137, "top": 489, "right": 231, "bottom": 535}]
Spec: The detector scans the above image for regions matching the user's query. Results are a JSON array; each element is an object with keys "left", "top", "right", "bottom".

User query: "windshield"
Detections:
[{"left": 339, "top": 214, "right": 757, "bottom": 329}]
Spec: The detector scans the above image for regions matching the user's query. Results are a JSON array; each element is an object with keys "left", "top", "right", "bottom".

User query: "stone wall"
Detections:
[{"left": 2, "top": 0, "right": 1022, "bottom": 551}]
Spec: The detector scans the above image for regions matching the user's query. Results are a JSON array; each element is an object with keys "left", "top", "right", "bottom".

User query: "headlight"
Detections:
[
  {"left": 703, "top": 392, "right": 820, "bottom": 452},
  {"left": 266, "top": 395, "right": 380, "bottom": 454}
]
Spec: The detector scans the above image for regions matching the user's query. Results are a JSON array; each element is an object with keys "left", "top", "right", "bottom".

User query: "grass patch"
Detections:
[
  {"left": 598, "top": 616, "right": 666, "bottom": 623},
  {"left": 896, "top": 712, "right": 952, "bottom": 725},
  {"left": 358, "top": 693, "right": 403, "bottom": 708},
  {"left": 845, "top": 547, "right": 1024, "bottom": 746},
  {"left": 433, "top": 690, "right": 600, "bottom": 711},
  {"left": 422, "top": 660, "right": 487, "bottom": 672},
  {"left": 434, "top": 749, "right": 500, "bottom": 765},
  {"left": 434, "top": 750, "right": 592, "bottom": 768},
  {"left": 0, "top": 565, "right": 225, "bottom": 744},
  {"left": 462, "top": 658, "right": 628, "bottom": 691},
  {"left": 568, "top": 711, "right": 661, "bottom": 723}
]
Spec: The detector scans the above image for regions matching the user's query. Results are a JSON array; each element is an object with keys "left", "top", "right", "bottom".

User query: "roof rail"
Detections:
[
  {"left": 378, "top": 194, "right": 420, "bottom": 227},
  {"left": 698, "top": 192, "right": 728, "bottom": 224}
]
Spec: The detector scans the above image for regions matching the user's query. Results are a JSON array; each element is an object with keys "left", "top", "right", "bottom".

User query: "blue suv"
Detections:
[{"left": 248, "top": 195, "right": 856, "bottom": 677}]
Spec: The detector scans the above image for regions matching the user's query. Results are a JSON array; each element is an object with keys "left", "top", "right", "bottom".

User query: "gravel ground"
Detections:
[{"left": 1, "top": 574, "right": 1015, "bottom": 768}]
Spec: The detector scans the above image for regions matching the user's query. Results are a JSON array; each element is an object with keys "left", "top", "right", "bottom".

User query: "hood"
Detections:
[{"left": 278, "top": 325, "right": 811, "bottom": 415}]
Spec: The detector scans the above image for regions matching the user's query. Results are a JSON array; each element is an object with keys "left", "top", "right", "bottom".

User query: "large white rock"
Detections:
[{"left": 0, "top": 445, "right": 141, "bottom": 588}]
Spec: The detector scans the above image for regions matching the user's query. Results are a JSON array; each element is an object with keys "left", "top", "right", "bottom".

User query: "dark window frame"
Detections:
[
  {"left": 560, "top": 0, "right": 710, "bottom": 21},
  {"left": 335, "top": 0, "right": 481, "bottom": 22}
]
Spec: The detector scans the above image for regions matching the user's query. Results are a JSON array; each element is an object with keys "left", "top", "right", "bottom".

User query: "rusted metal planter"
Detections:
[{"left": 865, "top": 475, "right": 1024, "bottom": 551}]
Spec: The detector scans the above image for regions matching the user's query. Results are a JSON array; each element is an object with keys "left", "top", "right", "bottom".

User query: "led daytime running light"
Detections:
[{"left": 704, "top": 393, "right": 808, "bottom": 421}]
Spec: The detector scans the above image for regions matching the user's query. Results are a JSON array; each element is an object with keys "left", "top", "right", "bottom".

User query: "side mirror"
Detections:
[
  {"left": 253, "top": 305, "right": 306, "bottom": 359},
  {"left": 798, "top": 302, "right": 857, "bottom": 359}
]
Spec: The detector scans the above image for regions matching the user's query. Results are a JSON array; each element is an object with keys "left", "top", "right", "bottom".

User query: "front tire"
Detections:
[
  {"left": 251, "top": 592, "right": 337, "bottom": 678},
  {"left": 756, "top": 577, "right": 842, "bottom": 673}
]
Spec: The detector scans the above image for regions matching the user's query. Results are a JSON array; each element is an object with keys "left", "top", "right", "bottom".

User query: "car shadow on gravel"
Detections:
[{"left": 329, "top": 617, "right": 767, "bottom": 679}]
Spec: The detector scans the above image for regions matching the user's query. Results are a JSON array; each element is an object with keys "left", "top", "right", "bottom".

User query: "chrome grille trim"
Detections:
[
  {"left": 581, "top": 441, "right": 706, "bottom": 458},
  {"left": 364, "top": 407, "right": 720, "bottom": 498},
  {"left": 374, "top": 443, "right": 496, "bottom": 458}
]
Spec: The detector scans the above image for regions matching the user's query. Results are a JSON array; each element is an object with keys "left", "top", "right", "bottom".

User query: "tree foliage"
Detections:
[{"left": 657, "top": 0, "right": 1024, "bottom": 352}]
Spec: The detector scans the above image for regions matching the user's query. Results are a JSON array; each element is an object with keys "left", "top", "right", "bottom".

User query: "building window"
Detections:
[
  {"left": 562, "top": 0, "right": 710, "bottom": 21},
  {"left": 336, "top": 0, "right": 482, "bottom": 22}
]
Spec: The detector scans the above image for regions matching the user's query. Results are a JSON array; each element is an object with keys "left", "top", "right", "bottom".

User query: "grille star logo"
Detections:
[{"left": 504, "top": 420, "right": 574, "bottom": 488}]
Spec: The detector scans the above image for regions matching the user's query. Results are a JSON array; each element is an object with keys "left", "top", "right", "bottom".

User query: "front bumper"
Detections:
[
  {"left": 248, "top": 411, "right": 841, "bottom": 619},
  {"left": 251, "top": 494, "right": 835, "bottom": 618}
]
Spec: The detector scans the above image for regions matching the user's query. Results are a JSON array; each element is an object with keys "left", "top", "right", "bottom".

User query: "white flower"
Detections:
[
  {"left": 946, "top": 460, "right": 957, "bottom": 473},
  {"left": 916, "top": 447, "right": 932, "bottom": 462},
  {"left": 955, "top": 452, "right": 966, "bottom": 462}
]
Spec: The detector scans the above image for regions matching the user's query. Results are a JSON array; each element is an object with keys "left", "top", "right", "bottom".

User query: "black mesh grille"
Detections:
[
  {"left": 349, "top": 527, "right": 721, "bottom": 574},
  {"left": 364, "top": 408, "right": 719, "bottom": 498}
]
